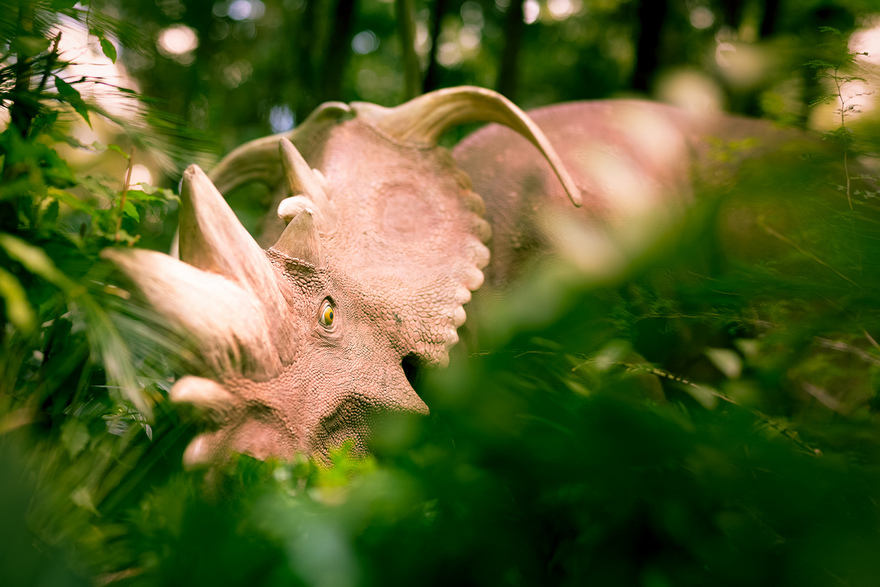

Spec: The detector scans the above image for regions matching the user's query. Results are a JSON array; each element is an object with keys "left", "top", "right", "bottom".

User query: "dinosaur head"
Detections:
[{"left": 105, "top": 86, "right": 580, "bottom": 464}]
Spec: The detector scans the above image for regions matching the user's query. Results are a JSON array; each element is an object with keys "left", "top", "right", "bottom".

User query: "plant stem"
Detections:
[
  {"left": 35, "top": 32, "right": 62, "bottom": 96},
  {"left": 833, "top": 63, "right": 853, "bottom": 210},
  {"left": 116, "top": 149, "right": 135, "bottom": 243}
]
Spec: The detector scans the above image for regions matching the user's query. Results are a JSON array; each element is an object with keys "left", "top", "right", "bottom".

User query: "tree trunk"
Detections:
[
  {"left": 295, "top": 0, "right": 322, "bottom": 117},
  {"left": 631, "top": 0, "right": 667, "bottom": 93},
  {"left": 319, "top": 0, "right": 358, "bottom": 104},
  {"left": 497, "top": 0, "right": 524, "bottom": 100},
  {"left": 760, "top": 0, "right": 781, "bottom": 38},
  {"left": 396, "top": 0, "right": 422, "bottom": 99},
  {"left": 422, "top": 0, "right": 448, "bottom": 93},
  {"left": 720, "top": 0, "right": 743, "bottom": 31}
]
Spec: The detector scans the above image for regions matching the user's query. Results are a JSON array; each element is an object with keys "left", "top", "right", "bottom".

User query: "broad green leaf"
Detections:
[
  {"left": 123, "top": 199, "right": 139, "bottom": 221},
  {"left": 0, "top": 266, "right": 36, "bottom": 334},
  {"left": 53, "top": 76, "right": 81, "bottom": 100},
  {"left": 47, "top": 187, "right": 90, "bottom": 212},
  {"left": 51, "top": 0, "right": 80, "bottom": 8},
  {"left": 54, "top": 76, "right": 91, "bottom": 128},
  {"left": 11, "top": 36, "right": 50, "bottom": 57},
  {"left": 107, "top": 143, "right": 130, "bottom": 160},
  {"left": 99, "top": 37, "right": 118, "bottom": 63}
]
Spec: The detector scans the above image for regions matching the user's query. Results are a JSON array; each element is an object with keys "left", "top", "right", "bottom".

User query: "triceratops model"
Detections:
[{"left": 103, "top": 86, "right": 841, "bottom": 466}]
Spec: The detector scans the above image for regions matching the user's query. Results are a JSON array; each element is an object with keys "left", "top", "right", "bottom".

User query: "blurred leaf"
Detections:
[
  {"left": 99, "top": 37, "right": 117, "bottom": 64},
  {"left": 60, "top": 418, "right": 90, "bottom": 459},
  {"left": 70, "top": 486, "right": 98, "bottom": 515},
  {"left": 106, "top": 143, "right": 130, "bottom": 160},
  {"left": 0, "top": 266, "right": 36, "bottom": 334},
  {"left": 47, "top": 187, "right": 90, "bottom": 212},
  {"left": 679, "top": 382, "right": 720, "bottom": 410},
  {"left": 705, "top": 348, "right": 743, "bottom": 379},
  {"left": 122, "top": 200, "right": 139, "bottom": 221},
  {"left": 11, "top": 35, "right": 50, "bottom": 56},
  {"left": 0, "top": 233, "right": 71, "bottom": 290},
  {"left": 136, "top": 183, "right": 177, "bottom": 201},
  {"left": 53, "top": 76, "right": 90, "bottom": 128}
]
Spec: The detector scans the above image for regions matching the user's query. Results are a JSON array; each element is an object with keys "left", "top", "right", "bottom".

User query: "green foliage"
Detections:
[
  {"left": 804, "top": 26, "right": 874, "bottom": 209},
  {"left": 4, "top": 1, "right": 880, "bottom": 586},
  {"left": 0, "top": 7, "right": 180, "bottom": 585}
]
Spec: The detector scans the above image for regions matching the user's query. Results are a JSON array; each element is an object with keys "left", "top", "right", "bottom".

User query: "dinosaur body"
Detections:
[{"left": 454, "top": 100, "right": 820, "bottom": 287}]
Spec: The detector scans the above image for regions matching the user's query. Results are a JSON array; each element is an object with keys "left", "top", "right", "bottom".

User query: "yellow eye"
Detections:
[{"left": 320, "top": 301, "right": 334, "bottom": 327}]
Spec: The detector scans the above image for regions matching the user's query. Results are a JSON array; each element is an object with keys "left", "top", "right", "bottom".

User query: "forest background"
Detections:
[{"left": 3, "top": 0, "right": 880, "bottom": 585}]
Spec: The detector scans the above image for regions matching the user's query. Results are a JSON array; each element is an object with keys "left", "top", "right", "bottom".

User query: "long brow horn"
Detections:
[
  {"left": 178, "top": 165, "right": 280, "bottom": 299},
  {"left": 279, "top": 138, "right": 327, "bottom": 201},
  {"left": 351, "top": 86, "right": 583, "bottom": 207},
  {"left": 276, "top": 138, "right": 336, "bottom": 229}
]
